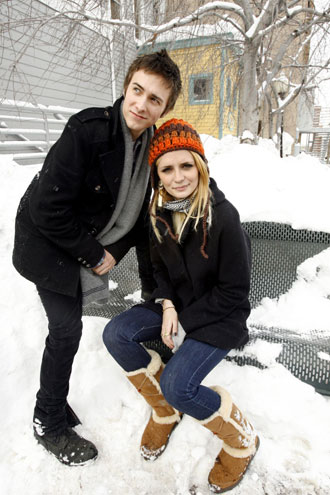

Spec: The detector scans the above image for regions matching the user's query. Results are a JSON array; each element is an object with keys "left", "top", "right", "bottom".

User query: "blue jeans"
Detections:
[{"left": 103, "top": 307, "right": 228, "bottom": 420}]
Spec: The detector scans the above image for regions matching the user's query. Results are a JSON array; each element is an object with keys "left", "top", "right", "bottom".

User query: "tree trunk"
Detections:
[{"left": 239, "top": 42, "right": 259, "bottom": 141}]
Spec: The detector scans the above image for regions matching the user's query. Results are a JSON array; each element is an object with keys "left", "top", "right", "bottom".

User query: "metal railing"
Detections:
[
  {"left": 295, "top": 127, "right": 330, "bottom": 164},
  {"left": 0, "top": 100, "right": 80, "bottom": 164}
]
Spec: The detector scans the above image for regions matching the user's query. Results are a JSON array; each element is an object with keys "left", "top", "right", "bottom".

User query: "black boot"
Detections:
[{"left": 34, "top": 426, "right": 98, "bottom": 466}]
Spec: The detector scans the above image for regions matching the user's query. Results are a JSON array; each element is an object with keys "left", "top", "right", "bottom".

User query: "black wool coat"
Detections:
[
  {"left": 12, "top": 97, "right": 151, "bottom": 297},
  {"left": 142, "top": 179, "right": 251, "bottom": 350}
]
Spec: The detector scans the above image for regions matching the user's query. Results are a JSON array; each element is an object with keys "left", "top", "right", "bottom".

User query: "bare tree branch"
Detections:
[{"left": 2, "top": 0, "right": 330, "bottom": 140}]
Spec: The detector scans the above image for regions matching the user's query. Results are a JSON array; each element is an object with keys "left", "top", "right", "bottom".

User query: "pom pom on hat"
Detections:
[{"left": 148, "top": 119, "right": 206, "bottom": 167}]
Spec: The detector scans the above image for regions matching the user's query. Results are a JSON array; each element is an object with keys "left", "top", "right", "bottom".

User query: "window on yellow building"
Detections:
[{"left": 189, "top": 73, "right": 213, "bottom": 105}]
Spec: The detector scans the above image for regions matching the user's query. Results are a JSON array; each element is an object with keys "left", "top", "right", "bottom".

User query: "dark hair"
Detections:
[{"left": 123, "top": 49, "right": 182, "bottom": 115}]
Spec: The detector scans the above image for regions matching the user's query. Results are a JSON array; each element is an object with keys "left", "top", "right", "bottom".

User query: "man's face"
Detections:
[{"left": 123, "top": 70, "right": 171, "bottom": 140}]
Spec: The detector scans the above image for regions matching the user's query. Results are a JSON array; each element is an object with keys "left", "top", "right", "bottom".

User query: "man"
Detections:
[{"left": 12, "top": 49, "right": 182, "bottom": 465}]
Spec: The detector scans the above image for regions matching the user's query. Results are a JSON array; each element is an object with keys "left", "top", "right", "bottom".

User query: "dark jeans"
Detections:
[
  {"left": 34, "top": 285, "right": 83, "bottom": 435},
  {"left": 33, "top": 243, "right": 153, "bottom": 435},
  {"left": 103, "top": 307, "right": 229, "bottom": 420}
]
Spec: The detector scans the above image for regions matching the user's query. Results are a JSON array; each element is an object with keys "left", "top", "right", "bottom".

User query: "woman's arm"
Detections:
[
  {"left": 180, "top": 206, "right": 251, "bottom": 333},
  {"left": 150, "top": 237, "right": 179, "bottom": 348},
  {"left": 161, "top": 299, "right": 178, "bottom": 350},
  {"left": 149, "top": 236, "right": 177, "bottom": 303}
]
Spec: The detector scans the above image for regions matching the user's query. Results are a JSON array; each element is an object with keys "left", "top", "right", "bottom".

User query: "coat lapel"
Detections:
[
  {"left": 155, "top": 210, "right": 194, "bottom": 290},
  {"left": 99, "top": 97, "right": 125, "bottom": 204},
  {"left": 99, "top": 146, "right": 125, "bottom": 203}
]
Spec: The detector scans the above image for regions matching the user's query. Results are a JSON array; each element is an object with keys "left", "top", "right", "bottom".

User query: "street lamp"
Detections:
[{"left": 273, "top": 74, "right": 289, "bottom": 157}]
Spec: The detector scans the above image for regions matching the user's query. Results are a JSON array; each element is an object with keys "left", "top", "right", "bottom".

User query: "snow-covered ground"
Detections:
[{"left": 1, "top": 136, "right": 330, "bottom": 494}]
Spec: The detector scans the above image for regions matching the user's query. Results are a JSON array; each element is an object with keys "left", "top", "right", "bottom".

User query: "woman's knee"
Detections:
[
  {"left": 160, "top": 366, "right": 193, "bottom": 410},
  {"left": 102, "top": 314, "right": 127, "bottom": 352},
  {"left": 102, "top": 309, "right": 143, "bottom": 351}
]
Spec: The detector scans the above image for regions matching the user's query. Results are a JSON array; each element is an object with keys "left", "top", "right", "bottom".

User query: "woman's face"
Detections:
[{"left": 157, "top": 150, "right": 199, "bottom": 200}]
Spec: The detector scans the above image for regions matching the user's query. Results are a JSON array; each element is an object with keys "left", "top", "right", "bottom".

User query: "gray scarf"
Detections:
[{"left": 80, "top": 104, "right": 153, "bottom": 306}]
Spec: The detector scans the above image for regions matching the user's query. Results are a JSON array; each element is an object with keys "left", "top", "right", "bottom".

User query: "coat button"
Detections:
[
  {"left": 86, "top": 264, "right": 91, "bottom": 268},
  {"left": 78, "top": 257, "right": 82, "bottom": 262},
  {"left": 104, "top": 110, "right": 109, "bottom": 117},
  {"left": 95, "top": 185, "right": 101, "bottom": 191},
  {"left": 114, "top": 177, "right": 119, "bottom": 183}
]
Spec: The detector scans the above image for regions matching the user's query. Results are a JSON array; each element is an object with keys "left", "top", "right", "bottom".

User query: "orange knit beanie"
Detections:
[{"left": 148, "top": 119, "right": 206, "bottom": 167}]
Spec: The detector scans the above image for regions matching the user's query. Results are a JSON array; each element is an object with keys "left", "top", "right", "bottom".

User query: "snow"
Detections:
[
  {"left": 272, "top": 131, "right": 294, "bottom": 156},
  {"left": 203, "top": 134, "right": 330, "bottom": 233},
  {"left": 240, "top": 129, "right": 255, "bottom": 142},
  {"left": 249, "top": 247, "right": 330, "bottom": 333},
  {"left": 1, "top": 136, "right": 330, "bottom": 494},
  {"left": 202, "top": 134, "right": 330, "bottom": 335},
  {"left": 1, "top": 98, "right": 80, "bottom": 114}
]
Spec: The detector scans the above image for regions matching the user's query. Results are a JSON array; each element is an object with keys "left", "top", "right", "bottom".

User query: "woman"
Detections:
[{"left": 103, "top": 119, "right": 259, "bottom": 493}]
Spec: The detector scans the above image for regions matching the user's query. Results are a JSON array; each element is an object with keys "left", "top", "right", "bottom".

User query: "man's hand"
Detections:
[{"left": 92, "top": 250, "right": 116, "bottom": 275}]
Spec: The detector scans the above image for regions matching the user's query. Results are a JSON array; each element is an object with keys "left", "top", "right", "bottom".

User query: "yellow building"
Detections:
[{"left": 139, "top": 35, "right": 240, "bottom": 139}]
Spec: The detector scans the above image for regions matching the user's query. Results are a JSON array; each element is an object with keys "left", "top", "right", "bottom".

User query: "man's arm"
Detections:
[{"left": 29, "top": 116, "right": 105, "bottom": 267}]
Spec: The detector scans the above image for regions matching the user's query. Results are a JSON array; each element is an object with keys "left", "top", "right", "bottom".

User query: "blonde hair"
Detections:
[{"left": 150, "top": 151, "right": 212, "bottom": 258}]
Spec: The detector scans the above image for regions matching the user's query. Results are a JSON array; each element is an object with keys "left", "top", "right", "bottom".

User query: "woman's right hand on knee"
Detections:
[{"left": 161, "top": 306, "right": 178, "bottom": 350}]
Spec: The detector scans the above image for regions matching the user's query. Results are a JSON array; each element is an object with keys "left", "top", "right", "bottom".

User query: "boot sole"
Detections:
[
  {"left": 38, "top": 441, "right": 98, "bottom": 466},
  {"left": 208, "top": 436, "right": 260, "bottom": 493},
  {"left": 140, "top": 419, "right": 180, "bottom": 461},
  {"left": 34, "top": 431, "right": 98, "bottom": 466},
  {"left": 60, "top": 454, "right": 98, "bottom": 467}
]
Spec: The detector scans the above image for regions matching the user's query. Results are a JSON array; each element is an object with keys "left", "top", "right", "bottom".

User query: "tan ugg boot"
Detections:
[
  {"left": 199, "top": 386, "right": 259, "bottom": 493},
  {"left": 126, "top": 349, "right": 181, "bottom": 460}
]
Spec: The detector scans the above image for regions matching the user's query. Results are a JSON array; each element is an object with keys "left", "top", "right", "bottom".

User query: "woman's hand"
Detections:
[{"left": 161, "top": 300, "right": 178, "bottom": 350}]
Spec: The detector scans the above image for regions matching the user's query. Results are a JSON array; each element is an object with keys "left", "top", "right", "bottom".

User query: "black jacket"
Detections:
[
  {"left": 142, "top": 179, "right": 251, "bottom": 350},
  {"left": 12, "top": 97, "right": 151, "bottom": 296}
]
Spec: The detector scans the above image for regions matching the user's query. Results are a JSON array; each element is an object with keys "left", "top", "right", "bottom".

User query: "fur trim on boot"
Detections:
[
  {"left": 127, "top": 349, "right": 181, "bottom": 460},
  {"left": 199, "top": 386, "right": 259, "bottom": 493}
]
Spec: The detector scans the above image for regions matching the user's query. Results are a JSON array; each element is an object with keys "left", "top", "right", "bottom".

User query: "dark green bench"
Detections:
[{"left": 83, "top": 222, "right": 330, "bottom": 396}]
